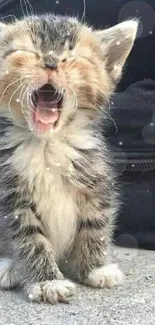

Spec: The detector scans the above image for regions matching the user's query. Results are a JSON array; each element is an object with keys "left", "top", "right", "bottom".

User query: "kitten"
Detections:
[{"left": 0, "top": 15, "right": 137, "bottom": 304}]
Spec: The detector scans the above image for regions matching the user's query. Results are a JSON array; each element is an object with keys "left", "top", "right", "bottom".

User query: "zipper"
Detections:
[{"left": 114, "top": 157, "right": 155, "bottom": 172}]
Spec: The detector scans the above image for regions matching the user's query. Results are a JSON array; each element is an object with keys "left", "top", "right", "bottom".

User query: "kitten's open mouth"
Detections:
[{"left": 31, "top": 84, "right": 63, "bottom": 131}]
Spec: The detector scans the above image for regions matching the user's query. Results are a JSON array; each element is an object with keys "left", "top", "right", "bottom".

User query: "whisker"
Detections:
[
  {"left": 8, "top": 81, "right": 28, "bottom": 129},
  {"left": 20, "top": 0, "right": 27, "bottom": 18},
  {"left": 0, "top": 78, "right": 23, "bottom": 103},
  {"left": 64, "top": 86, "right": 78, "bottom": 113},
  {"left": 0, "top": 15, "right": 16, "bottom": 21},
  {"left": 69, "top": 87, "right": 78, "bottom": 112},
  {"left": 25, "top": 0, "right": 34, "bottom": 16},
  {"left": 81, "top": 0, "right": 86, "bottom": 22},
  {"left": 58, "top": 77, "right": 117, "bottom": 134},
  {"left": 19, "top": 0, "right": 37, "bottom": 44},
  {"left": 94, "top": 93, "right": 118, "bottom": 135},
  {"left": 0, "top": 74, "right": 35, "bottom": 104},
  {"left": 20, "top": 81, "right": 31, "bottom": 122}
]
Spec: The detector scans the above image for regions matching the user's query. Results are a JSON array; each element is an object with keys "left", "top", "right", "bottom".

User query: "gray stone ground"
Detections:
[{"left": 0, "top": 247, "right": 155, "bottom": 325}]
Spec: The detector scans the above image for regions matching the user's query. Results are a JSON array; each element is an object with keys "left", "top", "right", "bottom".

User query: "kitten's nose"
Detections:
[{"left": 44, "top": 55, "right": 58, "bottom": 70}]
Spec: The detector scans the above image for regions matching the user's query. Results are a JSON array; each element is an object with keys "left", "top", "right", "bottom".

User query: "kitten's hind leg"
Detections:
[{"left": 0, "top": 258, "right": 19, "bottom": 289}]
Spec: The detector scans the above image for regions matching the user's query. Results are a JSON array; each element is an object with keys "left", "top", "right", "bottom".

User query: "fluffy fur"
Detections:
[{"left": 0, "top": 15, "right": 138, "bottom": 303}]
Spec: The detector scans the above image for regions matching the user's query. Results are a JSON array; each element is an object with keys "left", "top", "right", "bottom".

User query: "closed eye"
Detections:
[
  {"left": 79, "top": 56, "right": 96, "bottom": 66},
  {"left": 63, "top": 55, "right": 96, "bottom": 67},
  {"left": 3, "top": 49, "right": 40, "bottom": 58}
]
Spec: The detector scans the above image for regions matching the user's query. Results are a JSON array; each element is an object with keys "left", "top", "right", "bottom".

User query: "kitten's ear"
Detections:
[{"left": 95, "top": 20, "right": 138, "bottom": 81}]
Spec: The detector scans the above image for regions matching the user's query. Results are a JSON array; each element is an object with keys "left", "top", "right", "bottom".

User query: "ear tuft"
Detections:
[{"left": 95, "top": 20, "right": 139, "bottom": 81}]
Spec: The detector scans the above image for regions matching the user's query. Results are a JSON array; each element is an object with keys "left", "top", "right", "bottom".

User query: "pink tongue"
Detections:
[
  {"left": 35, "top": 109, "right": 59, "bottom": 125},
  {"left": 35, "top": 98, "right": 59, "bottom": 125}
]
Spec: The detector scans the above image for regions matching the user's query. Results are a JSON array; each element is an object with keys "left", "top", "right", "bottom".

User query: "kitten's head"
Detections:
[{"left": 0, "top": 15, "right": 138, "bottom": 136}]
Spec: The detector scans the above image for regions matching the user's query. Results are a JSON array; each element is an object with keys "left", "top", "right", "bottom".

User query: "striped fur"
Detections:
[{"left": 0, "top": 15, "right": 138, "bottom": 303}]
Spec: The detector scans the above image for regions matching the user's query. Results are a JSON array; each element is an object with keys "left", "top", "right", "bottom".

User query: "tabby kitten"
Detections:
[{"left": 0, "top": 15, "right": 137, "bottom": 304}]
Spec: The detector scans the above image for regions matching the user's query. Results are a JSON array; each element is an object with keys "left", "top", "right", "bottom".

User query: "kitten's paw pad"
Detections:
[
  {"left": 86, "top": 264, "right": 124, "bottom": 288},
  {"left": 26, "top": 279, "right": 76, "bottom": 304},
  {"left": 0, "top": 259, "right": 18, "bottom": 289}
]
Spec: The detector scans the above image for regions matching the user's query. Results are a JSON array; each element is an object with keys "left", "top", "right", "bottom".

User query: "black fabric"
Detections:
[
  {"left": 109, "top": 79, "right": 155, "bottom": 153},
  {"left": 115, "top": 171, "right": 155, "bottom": 250},
  {"left": 107, "top": 80, "right": 155, "bottom": 250},
  {"left": 0, "top": 0, "right": 155, "bottom": 249}
]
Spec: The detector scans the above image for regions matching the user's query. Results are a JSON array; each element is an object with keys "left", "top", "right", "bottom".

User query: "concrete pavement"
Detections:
[{"left": 0, "top": 247, "right": 155, "bottom": 325}]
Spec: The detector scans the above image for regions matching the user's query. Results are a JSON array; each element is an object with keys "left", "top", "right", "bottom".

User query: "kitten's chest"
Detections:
[
  {"left": 12, "top": 140, "right": 79, "bottom": 256},
  {"left": 33, "top": 169, "right": 78, "bottom": 257}
]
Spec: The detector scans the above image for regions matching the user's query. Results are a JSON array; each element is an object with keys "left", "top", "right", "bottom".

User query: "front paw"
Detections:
[
  {"left": 85, "top": 264, "right": 124, "bottom": 288},
  {"left": 25, "top": 279, "right": 76, "bottom": 304}
]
